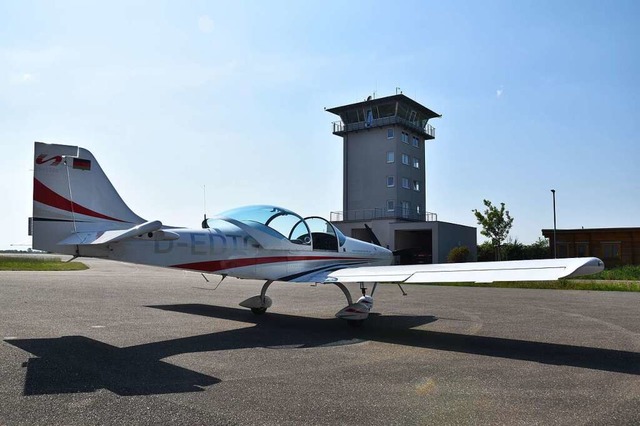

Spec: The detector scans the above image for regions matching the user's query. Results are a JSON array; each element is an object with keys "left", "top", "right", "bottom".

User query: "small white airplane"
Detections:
[{"left": 31, "top": 142, "right": 604, "bottom": 325}]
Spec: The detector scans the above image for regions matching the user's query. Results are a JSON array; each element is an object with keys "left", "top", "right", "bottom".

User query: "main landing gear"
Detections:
[
  {"left": 239, "top": 280, "right": 377, "bottom": 327},
  {"left": 239, "top": 280, "right": 274, "bottom": 315},
  {"left": 333, "top": 281, "right": 377, "bottom": 327}
]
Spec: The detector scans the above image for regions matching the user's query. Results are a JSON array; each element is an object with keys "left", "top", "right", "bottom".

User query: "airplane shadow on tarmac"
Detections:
[{"left": 5, "top": 304, "right": 640, "bottom": 397}]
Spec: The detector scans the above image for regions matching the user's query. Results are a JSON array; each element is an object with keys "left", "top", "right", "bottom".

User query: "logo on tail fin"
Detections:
[{"left": 36, "top": 154, "right": 63, "bottom": 166}]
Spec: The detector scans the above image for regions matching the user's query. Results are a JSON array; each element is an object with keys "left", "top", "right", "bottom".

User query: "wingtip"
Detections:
[{"left": 563, "top": 257, "right": 605, "bottom": 279}]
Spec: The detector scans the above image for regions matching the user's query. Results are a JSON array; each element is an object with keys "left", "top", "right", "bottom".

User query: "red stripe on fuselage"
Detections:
[
  {"left": 33, "top": 178, "right": 127, "bottom": 223},
  {"left": 171, "top": 256, "right": 367, "bottom": 273}
]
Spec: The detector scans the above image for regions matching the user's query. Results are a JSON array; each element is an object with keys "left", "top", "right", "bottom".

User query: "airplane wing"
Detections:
[{"left": 325, "top": 257, "right": 604, "bottom": 284}]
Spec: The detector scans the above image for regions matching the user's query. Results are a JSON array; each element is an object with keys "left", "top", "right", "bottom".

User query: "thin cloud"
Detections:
[
  {"left": 9, "top": 72, "right": 36, "bottom": 84},
  {"left": 496, "top": 86, "right": 504, "bottom": 98},
  {"left": 198, "top": 15, "right": 214, "bottom": 33}
]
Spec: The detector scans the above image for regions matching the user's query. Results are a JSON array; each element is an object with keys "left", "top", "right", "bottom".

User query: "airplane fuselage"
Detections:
[{"left": 81, "top": 227, "right": 392, "bottom": 282}]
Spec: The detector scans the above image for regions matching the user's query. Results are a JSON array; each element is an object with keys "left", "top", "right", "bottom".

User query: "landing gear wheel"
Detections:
[
  {"left": 347, "top": 319, "right": 364, "bottom": 328},
  {"left": 251, "top": 307, "right": 267, "bottom": 315}
]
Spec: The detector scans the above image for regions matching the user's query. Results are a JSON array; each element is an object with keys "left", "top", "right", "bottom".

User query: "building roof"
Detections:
[
  {"left": 325, "top": 94, "right": 441, "bottom": 119},
  {"left": 542, "top": 227, "right": 640, "bottom": 235}
]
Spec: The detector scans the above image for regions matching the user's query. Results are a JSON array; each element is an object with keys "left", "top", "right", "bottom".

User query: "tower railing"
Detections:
[
  {"left": 330, "top": 209, "right": 437, "bottom": 223},
  {"left": 332, "top": 117, "right": 435, "bottom": 138}
]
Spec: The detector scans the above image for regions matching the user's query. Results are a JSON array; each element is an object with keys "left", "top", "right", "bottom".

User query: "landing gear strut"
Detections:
[
  {"left": 240, "top": 280, "right": 274, "bottom": 314},
  {"left": 240, "top": 279, "right": 379, "bottom": 326}
]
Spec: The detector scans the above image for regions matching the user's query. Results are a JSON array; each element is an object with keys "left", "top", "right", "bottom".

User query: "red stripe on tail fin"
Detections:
[{"left": 33, "top": 178, "right": 127, "bottom": 223}]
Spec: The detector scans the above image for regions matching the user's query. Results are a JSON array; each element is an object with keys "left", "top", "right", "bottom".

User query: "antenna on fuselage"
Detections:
[{"left": 202, "top": 184, "right": 209, "bottom": 229}]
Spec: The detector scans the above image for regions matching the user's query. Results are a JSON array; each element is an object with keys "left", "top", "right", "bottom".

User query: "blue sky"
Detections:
[{"left": 1, "top": 0, "right": 639, "bottom": 250}]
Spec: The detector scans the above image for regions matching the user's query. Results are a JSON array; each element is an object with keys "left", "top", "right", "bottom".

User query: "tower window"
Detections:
[
  {"left": 401, "top": 177, "right": 410, "bottom": 189},
  {"left": 401, "top": 154, "right": 409, "bottom": 165},
  {"left": 401, "top": 132, "right": 409, "bottom": 143},
  {"left": 386, "top": 176, "right": 395, "bottom": 187},
  {"left": 387, "top": 128, "right": 394, "bottom": 139},
  {"left": 413, "top": 158, "right": 420, "bottom": 168},
  {"left": 387, "top": 200, "right": 395, "bottom": 211},
  {"left": 401, "top": 201, "right": 410, "bottom": 218},
  {"left": 386, "top": 151, "right": 395, "bottom": 163},
  {"left": 412, "top": 136, "right": 420, "bottom": 148},
  {"left": 413, "top": 180, "right": 420, "bottom": 191}
]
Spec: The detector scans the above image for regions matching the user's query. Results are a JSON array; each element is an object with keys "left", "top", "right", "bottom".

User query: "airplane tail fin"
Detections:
[{"left": 32, "top": 142, "right": 145, "bottom": 254}]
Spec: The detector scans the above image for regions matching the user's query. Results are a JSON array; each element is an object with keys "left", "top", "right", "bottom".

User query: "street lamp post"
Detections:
[{"left": 551, "top": 189, "right": 557, "bottom": 259}]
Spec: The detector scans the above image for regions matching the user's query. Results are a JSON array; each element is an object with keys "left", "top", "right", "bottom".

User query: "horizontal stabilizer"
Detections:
[
  {"left": 325, "top": 257, "right": 604, "bottom": 284},
  {"left": 58, "top": 220, "right": 164, "bottom": 245}
]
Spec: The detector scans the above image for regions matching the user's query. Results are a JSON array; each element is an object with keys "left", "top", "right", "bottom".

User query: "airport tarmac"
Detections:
[{"left": 0, "top": 258, "right": 639, "bottom": 425}]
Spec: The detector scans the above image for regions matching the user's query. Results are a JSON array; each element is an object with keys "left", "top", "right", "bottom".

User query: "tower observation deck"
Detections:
[{"left": 327, "top": 94, "right": 441, "bottom": 140}]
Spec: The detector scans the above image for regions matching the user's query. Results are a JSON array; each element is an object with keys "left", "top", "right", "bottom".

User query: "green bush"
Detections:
[
  {"left": 447, "top": 246, "right": 470, "bottom": 263},
  {"left": 478, "top": 238, "right": 550, "bottom": 261}
]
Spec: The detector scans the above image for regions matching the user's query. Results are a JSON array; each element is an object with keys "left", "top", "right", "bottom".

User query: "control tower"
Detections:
[
  {"left": 327, "top": 93, "right": 440, "bottom": 220},
  {"left": 326, "top": 93, "right": 476, "bottom": 263}
]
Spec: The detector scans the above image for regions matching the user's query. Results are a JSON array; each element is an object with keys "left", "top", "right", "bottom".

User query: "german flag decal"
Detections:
[{"left": 73, "top": 158, "right": 91, "bottom": 170}]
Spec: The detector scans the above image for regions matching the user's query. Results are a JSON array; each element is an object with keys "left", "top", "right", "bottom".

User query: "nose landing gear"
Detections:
[{"left": 240, "top": 280, "right": 274, "bottom": 314}]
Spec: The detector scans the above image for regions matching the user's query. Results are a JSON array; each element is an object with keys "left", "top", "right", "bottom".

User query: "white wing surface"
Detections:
[{"left": 325, "top": 257, "right": 604, "bottom": 284}]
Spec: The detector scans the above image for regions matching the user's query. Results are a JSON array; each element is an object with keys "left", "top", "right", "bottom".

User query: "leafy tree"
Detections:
[
  {"left": 472, "top": 200, "right": 514, "bottom": 261},
  {"left": 447, "top": 246, "right": 470, "bottom": 263}
]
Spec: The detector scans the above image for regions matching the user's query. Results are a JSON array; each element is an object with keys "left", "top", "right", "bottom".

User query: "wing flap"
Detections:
[{"left": 326, "top": 257, "right": 604, "bottom": 284}]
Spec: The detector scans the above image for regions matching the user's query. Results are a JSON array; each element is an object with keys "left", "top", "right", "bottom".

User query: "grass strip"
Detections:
[
  {"left": 576, "top": 265, "right": 640, "bottom": 281},
  {"left": 0, "top": 256, "right": 88, "bottom": 271}
]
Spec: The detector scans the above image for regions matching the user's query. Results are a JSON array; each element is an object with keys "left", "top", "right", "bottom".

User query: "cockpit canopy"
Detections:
[{"left": 205, "top": 205, "right": 346, "bottom": 251}]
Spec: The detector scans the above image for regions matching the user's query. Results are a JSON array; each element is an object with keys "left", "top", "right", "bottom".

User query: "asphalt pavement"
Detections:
[{"left": 1, "top": 258, "right": 639, "bottom": 425}]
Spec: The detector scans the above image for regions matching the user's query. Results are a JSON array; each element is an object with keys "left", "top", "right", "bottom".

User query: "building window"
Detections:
[
  {"left": 576, "top": 242, "right": 589, "bottom": 257},
  {"left": 401, "top": 132, "right": 409, "bottom": 144},
  {"left": 416, "top": 205, "right": 421, "bottom": 215},
  {"left": 387, "top": 200, "right": 395, "bottom": 211},
  {"left": 602, "top": 242, "right": 621, "bottom": 259},
  {"left": 387, "top": 128, "right": 394, "bottom": 139},
  {"left": 557, "top": 242, "right": 569, "bottom": 258},
  {"left": 401, "top": 177, "right": 410, "bottom": 189},
  {"left": 401, "top": 153, "right": 409, "bottom": 165},
  {"left": 386, "top": 151, "right": 395, "bottom": 163},
  {"left": 413, "top": 180, "right": 420, "bottom": 191},
  {"left": 386, "top": 176, "right": 395, "bottom": 187},
  {"left": 413, "top": 158, "right": 420, "bottom": 169},
  {"left": 401, "top": 201, "right": 410, "bottom": 218},
  {"left": 412, "top": 136, "right": 420, "bottom": 148}
]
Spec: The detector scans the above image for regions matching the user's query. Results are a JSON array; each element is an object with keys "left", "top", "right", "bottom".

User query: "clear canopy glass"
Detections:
[{"left": 208, "top": 205, "right": 345, "bottom": 249}]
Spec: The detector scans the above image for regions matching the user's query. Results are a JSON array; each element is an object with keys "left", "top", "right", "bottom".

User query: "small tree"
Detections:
[{"left": 472, "top": 199, "right": 514, "bottom": 261}]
